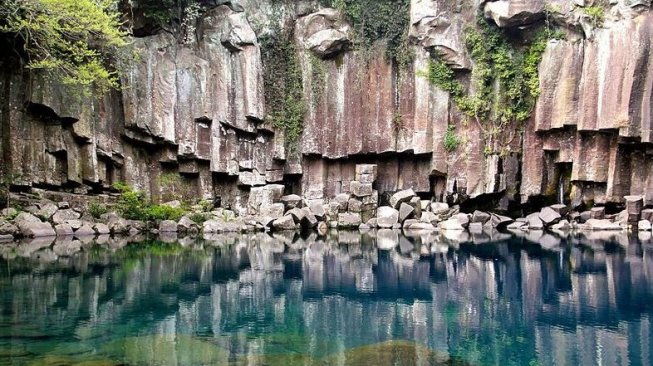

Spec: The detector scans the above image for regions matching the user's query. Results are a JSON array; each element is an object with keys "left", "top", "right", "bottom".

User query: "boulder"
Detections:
[
  {"left": 337, "top": 213, "right": 362, "bottom": 228},
  {"left": 439, "top": 219, "right": 464, "bottom": 231},
  {"left": 74, "top": 224, "right": 95, "bottom": 236},
  {"left": 483, "top": 0, "right": 546, "bottom": 28},
  {"left": 159, "top": 220, "right": 178, "bottom": 233},
  {"left": 469, "top": 222, "right": 483, "bottom": 233},
  {"left": 52, "top": 209, "right": 81, "bottom": 224},
  {"left": 366, "top": 218, "right": 378, "bottom": 228},
  {"left": 359, "top": 223, "right": 371, "bottom": 230},
  {"left": 539, "top": 207, "right": 561, "bottom": 226},
  {"left": 348, "top": 198, "right": 363, "bottom": 213},
  {"left": 585, "top": 219, "right": 623, "bottom": 231},
  {"left": 0, "top": 234, "right": 13, "bottom": 242},
  {"left": 272, "top": 215, "right": 296, "bottom": 231},
  {"left": 377, "top": 206, "right": 399, "bottom": 228},
  {"left": 472, "top": 211, "right": 491, "bottom": 224},
  {"left": 178, "top": 216, "right": 199, "bottom": 232},
  {"left": 398, "top": 202, "right": 415, "bottom": 223},
  {"left": 507, "top": 221, "right": 528, "bottom": 230},
  {"left": 405, "top": 222, "right": 437, "bottom": 231},
  {"left": 54, "top": 223, "right": 73, "bottom": 236},
  {"left": 454, "top": 213, "right": 470, "bottom": 228},
  {"left": 526, "top": 213, "right": 544, "bottom": 230},
  {"left": 420, "top": 211, "right": 439, "bottom": 225},
  {"left": 390, "top": 189, "right": 416, "bottom": 209},
  {"left": 334, "top": 193, "right": 350, "bottom": 211},
  {"left": 590, "top": 207, "right": 605, "bottom": 219},
  {"left": 36, "top": 203, "right": 58, "bottom": 220},
  {"left": 93, "top": 223, "right": 110, "bottom": 235},
  {"left": 549, "top": 204, "right": 569, "bottom": 216},
  {"left": 306, "top": 29, "right": 351, "bottom": 58},
  {"left": 287, "top": 208, "right": 306, "bottom": 223},
  {"left": 203, "top": 219, "right": 244, "bottom": 233},
  {"left": 300, "top": 208, "right": 318, "bottom": 228},
  {"left": 430, "top": 202, "right": 449, "bottom": 215},
  {"left": 281, "top": 194, "right": 302, "bottom": 210},
  {"left": 18, "top": 221, "right": 55, "bottom": 238},
  {"left": 260, "top": 202, "right": 285, "bottom": 219},
  {"left": 409, "top": 196, "right": 422, "bottom": 218},
  {"left": 625, "top": 195, "right": 644, "bottom": 222},
  {"left": 551, "top": 219, "right": 571, "bottom": 231},
  {"left": 307, "top": 201, "right": 326, "bottom": 220},
  {"left": 350, "top": 181, "right": 373, "bottom": 197},
  {"left": 14, "top": 212, "right": 41, "bottom": 225},
  {"left": 108, "top": 217, "right": 129, "bottom": 234},
  {"left": 638, "top": 220, "right": 652, "bottom": 231},
  {"left": 642, "top": 209, "right": 653, "bottom": 222},
  {"left": 0, "top": 220, "right": 18, "bottom": 235}
]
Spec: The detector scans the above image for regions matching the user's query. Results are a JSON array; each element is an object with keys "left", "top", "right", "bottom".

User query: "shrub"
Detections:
[
  {"left": 89, "top": 201, "right": 108, "bottom": 219},
  {"left": 188, "top": 212, "right": 207, "bottom": 224},
  {"left": 443, "top": 125, "right": 461, "bottom": 152},
  {"left": 113, "top": 182, "right": 149, "bottom": 220},
  {"left": 147, "top": 205, "right": 186, "bottom": 221}
]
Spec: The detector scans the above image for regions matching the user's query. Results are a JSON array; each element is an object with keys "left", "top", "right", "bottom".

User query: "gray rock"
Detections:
[
  {"left": 159, "top": 220, "right": 178, "bottom": 233},
  {"left": 348, "top": 198, "right": 363, "bottom": 213},
  {"left": 307, "top": 201, "right": 326, "bottom": 220},
  {"left": 590, "top": 207, "right": 605, "bottom": 219},
  {"left": 439, "top": 219, "right": 464, "bottom": 231},
  {"left": 398, "top": 202, "right": 415, "bottom": 222},
  {"left": 472, "top": 211, "right": 491, "bottom": 224},
  {"left": 93, "top": 223, "right": 110, "bottom": 235},
  {"left": 550, "top": 204, "right": 569, "bottom": 216},
  {"left": 454, "top": 213, "right": 470, "bottom": 228},
  {"left": 405, "top": 222, "right": 436, "bottom": 231},
  {"left": 527, "top": 213, "right": 544, "bottom": 230},
  {"left": 272, "top": 215, "right": 296, "bottom": 231},
  {"left": 420, "top": 211, "right": 439, "bottom": 225},
  {"left": 53, "top": 240, "right": 81, "bottom": 257},
  {"left": 36, "top": 203, "right": 58, "bottom": 220},
  {"left": 57, "top": 201, "right": 70, "bottom": 209},
  {"left": 74, "top": 224, "right": 95, "bottom": 236},
  {"left": 551, "top": 219, "right": 571, "bottom": 231},
  {"left": 261, "top": 202, "right": 285, "bottom": 219},
  {"left": 359, "top": 223, "right": 371, "bottom": 230},
  {"left": 585, "top": 219, "right": 623, "bottom": 231},
  {"left": 0, "top": 234, "right": 13, "bottom": 242},
  {"left": 638, "top": 220, "right": 652, "bottom": 231},
  {"left": 108, "top": 217, "right": 129, "bottom": 234},
  {"left": 337, "top": 213, "right": 362, "bottom": 228},
  {"left": 430, "top": 202, "right": 449, "bottom": 215},
  {"left": 19, "top": 221, "right": 55, "bottom": 238},
  {"left": 0, "top": 220, "right": 18, "bottom": 235},
  {"left": 281, "top": 194, "right": 302, "bottom": 210},
  {"left": 376, "top": 229, "right": 399, "bottom": 250},
  {"left": 14, "top": 212, "right": 41, "bottom": 225},
  {"left": 390, "top": 189, "right": 416, "bottom": 209},
  {"left": 377, "top": 206, "right": 399, "bottom": 228},
  {"left": 287, "top": 208, "right": 306, "bottom": 224},
  {"left": 469, "top": 222, "right": 483, "bottom": 233},
  {"left": 306, "top": 29, "right": 350, "bottom": 58},
  {"left": 539, "top": 207, "right": 561, "bottom": 226},
  {"left": 1, "top": 207, "right": 18, "bottom": 218},
  {"left": 350, "top": 181, "right": 373, "bottom": 197},
  {"left": 507, "top": 221, "right": 527, "bottom": 230},
  {"left": 642, "top": 209, "right": 653, "bottom": 222},
  {"left": 300, "top": 208, "right": 318, "bottom": 228},
  {"left": 54, "top": 223, "right": 73, "bottom": 237},
  {"left": 366, "top": 218, "right": 378, "bottom": 228},
  {"left": 334, "top": 193, "right": 350, "bottom": 211},
  {"left": 483, "top": 0, "right": 545, "bottom": 28},
  {"left": 52, "top": 209, "right": 81, "bottom": 225}
]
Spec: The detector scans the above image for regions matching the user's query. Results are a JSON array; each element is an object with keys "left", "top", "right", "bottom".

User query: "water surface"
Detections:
[{"left": 0, "top": 230, "right": 652, "bottom": 365}]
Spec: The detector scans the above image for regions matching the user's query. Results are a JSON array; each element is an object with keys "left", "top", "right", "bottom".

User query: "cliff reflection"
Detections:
[{"left": 0, "top": 231, "right": 652, "bottom": 365}]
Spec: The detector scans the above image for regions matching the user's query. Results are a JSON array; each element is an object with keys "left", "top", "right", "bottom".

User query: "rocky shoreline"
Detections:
[{"left": 0, "top": 166, "right": 651, "bottom": 247}]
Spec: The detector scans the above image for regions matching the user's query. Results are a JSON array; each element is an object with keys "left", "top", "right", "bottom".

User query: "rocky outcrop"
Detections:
[{"left": 1, "top": 0, "right": 653, "bottom": 216}]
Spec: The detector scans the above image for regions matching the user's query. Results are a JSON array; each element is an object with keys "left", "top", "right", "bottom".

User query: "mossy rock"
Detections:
[{"left": 101, "top": 334, "right": 229, "bottom": 366}]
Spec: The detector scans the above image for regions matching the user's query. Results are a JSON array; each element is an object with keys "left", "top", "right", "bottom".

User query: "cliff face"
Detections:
[{"left": 2, "top": 0, "right": 653, "bottom": 214}]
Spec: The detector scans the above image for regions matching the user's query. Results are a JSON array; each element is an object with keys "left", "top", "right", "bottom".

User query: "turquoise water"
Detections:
[{"left": 0, "top": 231, "right": 652, "bottom": 365}]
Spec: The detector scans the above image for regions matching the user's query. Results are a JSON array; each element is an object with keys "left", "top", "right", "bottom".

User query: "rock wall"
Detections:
[{"left": 2, "top": 0, "right": 653, "bottom": 213}]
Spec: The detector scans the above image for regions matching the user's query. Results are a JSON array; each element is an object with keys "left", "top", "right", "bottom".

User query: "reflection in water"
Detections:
[{"left": 0, "top": 230, "right": 652, "bottom": 365}]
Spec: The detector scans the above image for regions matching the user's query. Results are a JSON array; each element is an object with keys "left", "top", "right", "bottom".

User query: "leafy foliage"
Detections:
[
  {"left": 260, "top": 20, "right": 305, "bottom": 146},
  {"left": 113, "top": 182, "right": 186, "bottom": 221},
  {"left": 158, "top": 172, "right": 195, "bottom": 203},
  {"left": 0, "top": 0, "right": 127, "bottom": 93},
  {"left": 443, "top": 125, "right": 461, "bottom": 152},
  {"left": 131, "top": 0, "right": 203, "bottom": 42},
  {"left": 89, "top": 201, "right": 108, "bottom": 219},
  {"left": 426, "top": 18, "right": 564, "bottom": 126},
  {"left": 323, "top": 0, "right": 412, "bottom": 65},
  {"left": 583, "top": 6, "right": 605, "bottom": 27}
]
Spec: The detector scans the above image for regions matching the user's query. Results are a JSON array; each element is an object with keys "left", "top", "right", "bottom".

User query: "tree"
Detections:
[{"left": 0, "top": 0, "right": 127, "bottom": 93}]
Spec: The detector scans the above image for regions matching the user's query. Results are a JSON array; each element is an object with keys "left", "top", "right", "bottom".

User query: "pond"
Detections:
[{"left": 0, "top": 230, "right": 652, "bottom": 365}]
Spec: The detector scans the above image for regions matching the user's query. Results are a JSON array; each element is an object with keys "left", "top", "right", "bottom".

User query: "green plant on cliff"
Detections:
[
  {"left": 321, "top": 0, "right": 412, "bottom": 66},
  {"left": 260, "top": 20, "right": 305, "bottom": 146},
  {"left": 425, "top": 18, "right": 564, "bottom": 127},
  {"left": 0, "top": 0, "right": 127, "bottom": 93},
  {"left": 113, "top": 182, "right": 186, "bottom": 221},
  {"left": 443, "top": 125, "right": 461, "bottom": 152},
  {"left": 583, "top": 6, "right": 605, "bottom": 27}
]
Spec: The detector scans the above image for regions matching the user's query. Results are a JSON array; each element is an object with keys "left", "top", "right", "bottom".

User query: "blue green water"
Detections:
[{"left": 0, "top": 231, "right": 652, "bottom": 365}]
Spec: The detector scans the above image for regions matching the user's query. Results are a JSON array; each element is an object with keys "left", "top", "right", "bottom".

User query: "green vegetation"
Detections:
[
  {"left": 260, "top": 20, "right": 305, "bottom": 146},
  {"left": 310, "top": 54, "right": 327, "bottom": 107},
  {"left": 158, "top": 172, "right": 194, "bottom": 203},
  {"left": 443, "top": 125, "right": 461, "bottom": 152},
  {"left": 88, "top": 201, "right": 108, "bottom": 219},
  {"left": 132, "top": 0, "right": 203, "bottom": 42},
  {"left": 424, "top": 18, "right": 564, "bottom": 152},
  {"left": 583, "top": 6, "right": 605, "bottom": 27},
  {"left": 113, "top": 182, "right": 186, "bottom": 221},
  {"left": 322, "top": 0, "right": 412, "bottom": 66},
  {"left": 0, "top": 0, "right": 127, "bottom": 93}
]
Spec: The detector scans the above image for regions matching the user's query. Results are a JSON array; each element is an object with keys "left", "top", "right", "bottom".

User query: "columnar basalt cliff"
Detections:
[{"left": 2, "top": 0, "right": 653, "bottom": 215}]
